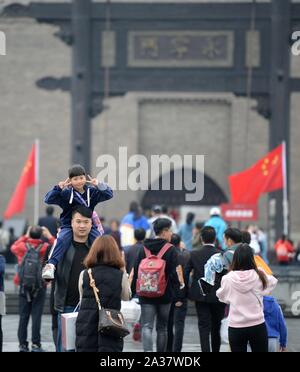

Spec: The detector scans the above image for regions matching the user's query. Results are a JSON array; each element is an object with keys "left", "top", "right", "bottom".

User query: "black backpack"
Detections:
[{"left": 19, "top": 243, "right": 43, "bottom": 293}]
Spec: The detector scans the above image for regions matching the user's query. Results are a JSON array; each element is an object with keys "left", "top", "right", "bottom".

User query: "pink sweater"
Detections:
[{"left": 216, "top": 270, "right": 278, "bottom": 328}]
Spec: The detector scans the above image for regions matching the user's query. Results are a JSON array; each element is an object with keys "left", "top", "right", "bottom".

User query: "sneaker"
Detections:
[
  {"left": 42, "top": 263, "right": 55, "bottom": 280},
  {"left": 31, "top": 344, "right": 45, "bottom": 352},
  {"left": 19, "top": 343, "right": 29, "bottom": 352},
  {"left": 132, "top": 322, "right": 141, "bottom": 342}
]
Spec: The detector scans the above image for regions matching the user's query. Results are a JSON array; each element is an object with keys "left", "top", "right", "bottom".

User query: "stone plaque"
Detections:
[{"left": 128, "top": 31, "right": 234, "bottom": 68}]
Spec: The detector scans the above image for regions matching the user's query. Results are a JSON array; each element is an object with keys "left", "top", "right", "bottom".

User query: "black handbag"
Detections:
[
  {"left": 88, "top": 269, "right": 130, "bottom": 339},
  {"left": 187, "top": 270, "right": 210, "bottom": 301}
]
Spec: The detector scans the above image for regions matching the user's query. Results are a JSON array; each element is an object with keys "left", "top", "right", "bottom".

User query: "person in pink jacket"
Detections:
[{"left": 216, "top": 243, "right": 278, "bottom": 352}]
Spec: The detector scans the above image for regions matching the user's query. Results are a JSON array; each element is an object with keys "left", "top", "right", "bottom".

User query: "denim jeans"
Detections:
[
  {"left": 57, "top": 306, "right": 77, "bottom": 352},
  {"left": 268, "top": 338, "right": 279, "bottom": 352},
  {"left": 18, "top": 287, "right": 46, "bottom": 347},
  {"left": 141, "top": 303, "right": 171, "bottom": 352}
]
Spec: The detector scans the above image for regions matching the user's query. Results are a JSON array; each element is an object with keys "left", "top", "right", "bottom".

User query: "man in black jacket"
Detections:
[
  {"left": 132, "top": 218, "right": 182, "bottom": 352},
  {"left": 53, "top": 205, "right": 92, "bottom": 352},
  {"left": 167, "top": 233, "right": 190, "bottom": 352},
  {"left": 184, "top": 226, "right": 226, "bottom": 352},
  {"left": 125, "top": 228, "right": 146, "bottom": 275}
]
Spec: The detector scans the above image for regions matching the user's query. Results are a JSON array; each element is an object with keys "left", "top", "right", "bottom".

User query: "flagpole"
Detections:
[
  {"left": 282, "top": 141, "right": 289, "bottom": 235},
  {"left": 34, "top": 139, "right": 40, "bottom": 224}
]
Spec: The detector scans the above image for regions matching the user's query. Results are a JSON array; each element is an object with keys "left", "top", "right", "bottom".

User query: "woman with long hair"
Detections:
[
  {"left": 216, "top": 243, "right": 277, "bottom": 352},
  {"left": 76, "top": 235, "right": 131, "bottom": 352}
]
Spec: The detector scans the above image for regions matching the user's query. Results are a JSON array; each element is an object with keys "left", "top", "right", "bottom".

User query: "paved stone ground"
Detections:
[
  {"left": 3, "top": 265, "right": 300, "bottom": 352},
  {"left": 2, "top": 314, "right": 300, "bottom": 352}
]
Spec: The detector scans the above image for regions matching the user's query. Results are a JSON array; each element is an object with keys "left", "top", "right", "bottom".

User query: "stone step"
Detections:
[
  {"left": 5, "top": 292, "right": 194, "bottom": 316},
  {"left": 5, "top": 293, "right": 51, "bottom": 315}
]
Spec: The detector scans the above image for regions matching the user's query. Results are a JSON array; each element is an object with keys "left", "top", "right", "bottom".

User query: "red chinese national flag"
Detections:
[
  {"left": 4, "top": 144, "right": 37, "bottom": 219},
  {"left": 229, "top": 144, "right": 284, "bottom": 205}
]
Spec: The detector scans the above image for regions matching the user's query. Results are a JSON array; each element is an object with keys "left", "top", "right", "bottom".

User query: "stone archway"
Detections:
[{"left": 141, "top": 168, "right": 228, "bottom": 209}]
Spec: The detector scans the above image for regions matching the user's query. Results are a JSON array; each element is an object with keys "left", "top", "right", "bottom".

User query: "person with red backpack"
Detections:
[
  {"left": 11, "top": 226, "right": 55, "bottom": 352},
  {"left": 274, "top": 235, "right": 295, "bottom": 265},
  {"left": 131, "top": 218, "right": 182, "bottom": 352}
]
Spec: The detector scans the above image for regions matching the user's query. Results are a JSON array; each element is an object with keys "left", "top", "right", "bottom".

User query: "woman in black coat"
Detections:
[{"left": 76, "top": 236, "right": 131, "bottom": 352}]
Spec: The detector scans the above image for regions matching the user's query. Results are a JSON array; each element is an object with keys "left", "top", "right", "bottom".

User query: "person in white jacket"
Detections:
[{"left": 216, "top": 243, "right": 278, "bottom": 352}]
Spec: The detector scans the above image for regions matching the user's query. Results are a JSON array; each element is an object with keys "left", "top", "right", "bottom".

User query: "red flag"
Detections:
[
  {"left": 4, "top": 144, "right": 37, "bottom": 219},
  {"left": 229, "top": 144, "right": 284, "bottom": 205}
]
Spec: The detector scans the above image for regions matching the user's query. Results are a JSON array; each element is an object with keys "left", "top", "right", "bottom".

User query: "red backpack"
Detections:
[{"left": 136, "top": 243, "right": 172, "bottom": 298}]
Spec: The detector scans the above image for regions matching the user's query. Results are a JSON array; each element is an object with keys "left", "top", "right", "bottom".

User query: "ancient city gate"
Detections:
[{"left": 2, "top": 0, "right": 299, "bottom": 232}]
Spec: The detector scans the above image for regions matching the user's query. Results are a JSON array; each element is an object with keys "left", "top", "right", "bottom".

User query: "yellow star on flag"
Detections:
[
  {"left": 261, "top": 158, "right": 269, "bottom": 176},
  {"left": 23, "top": 160, "right": 32, "bottom": 174}
]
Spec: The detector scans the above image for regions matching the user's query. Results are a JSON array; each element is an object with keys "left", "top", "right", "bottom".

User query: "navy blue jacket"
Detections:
[
  {"left": 44, "top": 183, "right": 113, "bottom": 227},
  {"left": 0, "top": 255, "right": 5, "bottom": 292}
]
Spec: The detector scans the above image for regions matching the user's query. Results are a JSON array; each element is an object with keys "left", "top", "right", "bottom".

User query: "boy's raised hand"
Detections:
[
  {"left": 58, "top": 178, "right": 71, "bottom": 189},
  {"left": 86, "top": 175, "right": 99, "bottom": 187}
]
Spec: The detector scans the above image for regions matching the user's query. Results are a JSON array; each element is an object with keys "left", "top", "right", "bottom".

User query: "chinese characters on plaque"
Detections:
[{"left": 128, "top": 31, "right": 234, "bottom": 68}]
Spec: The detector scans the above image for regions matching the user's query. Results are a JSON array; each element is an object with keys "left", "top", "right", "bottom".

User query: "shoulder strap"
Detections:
[
  {"left": 25, "top": 242, "right": 44, "bottom": 253},
  {"left": 25, "top": 242, "right": 33, "bottom": 252},
  {"left": 87, "top": 268, "right": 102, "bottom": 310},
  {"left": 143, "top": 243, "right": 172, "bottom": 259},
  {"left": 36, "top": 243, "right": 44, "bottom": 253},
  {"left": 157, "top": 243, "right": 172, "bottom": 259},
  {"left": 144, "top": 247, "right": 152, "bottom": 258}
]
